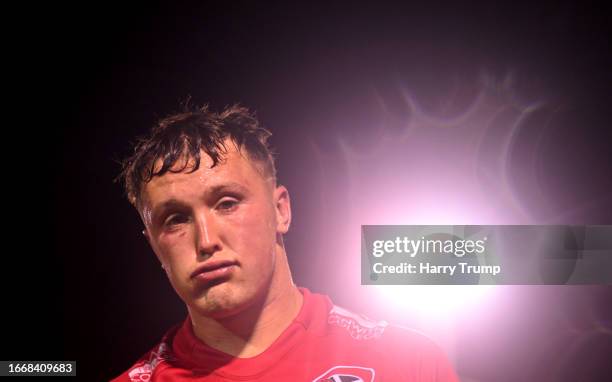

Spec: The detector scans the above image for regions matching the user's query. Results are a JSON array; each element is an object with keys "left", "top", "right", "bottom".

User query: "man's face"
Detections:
[{"left": 139, "top": 141, "right": 290, "bottom": 318}]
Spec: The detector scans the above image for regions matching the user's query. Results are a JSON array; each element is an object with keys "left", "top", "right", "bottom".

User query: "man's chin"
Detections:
[{"left": 189, "top": 285, "right": 250, "bottom": 319}]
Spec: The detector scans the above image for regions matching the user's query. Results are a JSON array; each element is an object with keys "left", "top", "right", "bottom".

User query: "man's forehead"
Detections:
[{"left": 140, "top": 144, "right": 269, "bottom": 207}]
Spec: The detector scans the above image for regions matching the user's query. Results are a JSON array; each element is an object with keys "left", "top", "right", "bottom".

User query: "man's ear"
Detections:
[
  {"left": 274, "top": 185, "right": 291, "bottom": 234},
  {"left": 139, "top": 201, "right": 167, "bottom": 270},
  {"left": 142, "top": 228, "right": 151, "bottom": 244},
  {"left": 142, "top": 227, "right": 165, "bottom": 268}
]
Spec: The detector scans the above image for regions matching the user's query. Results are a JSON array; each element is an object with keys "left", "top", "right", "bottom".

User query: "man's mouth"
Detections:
[{"left": 190, "top": 260, "right": 237, "bottom": 285}]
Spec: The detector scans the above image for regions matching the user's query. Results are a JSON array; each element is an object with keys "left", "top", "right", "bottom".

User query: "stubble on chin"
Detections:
[{"left": 189, "top": 283, "right": 245, "bottom": 319}]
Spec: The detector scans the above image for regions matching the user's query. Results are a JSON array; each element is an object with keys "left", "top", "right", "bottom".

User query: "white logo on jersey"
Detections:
[
  {"left": 313, "top": 365, "right": 376, "bottom": 382},
  {"left": 128, "top": 342, "right": 169, "bottom": 382},
  {"left": 328, "top": 305, "right": 388, "bottom": 340}
]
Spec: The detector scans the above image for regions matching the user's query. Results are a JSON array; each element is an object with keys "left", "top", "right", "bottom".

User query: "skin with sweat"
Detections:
[{"left": 139, "top": 141, "right": 303, "bottom": 357}]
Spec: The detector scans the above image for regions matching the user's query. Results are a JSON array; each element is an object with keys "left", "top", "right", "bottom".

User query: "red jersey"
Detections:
[{"left": 112, "top": 288, "right": 459, "bottom": 382}]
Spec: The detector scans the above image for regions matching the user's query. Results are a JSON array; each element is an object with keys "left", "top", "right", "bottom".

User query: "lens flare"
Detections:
[{"left": 375, "top": 285, "right": 495, "bottom": 319}]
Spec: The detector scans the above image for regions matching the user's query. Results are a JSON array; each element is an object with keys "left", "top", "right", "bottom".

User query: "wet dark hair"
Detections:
[{"left": 118, "top": 104, "right": 276, "bottom": 208}]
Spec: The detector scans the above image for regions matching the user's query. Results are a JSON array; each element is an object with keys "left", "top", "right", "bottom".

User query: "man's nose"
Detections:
[{"left": 194, "top": 212, "right": 222, "bottom": 259}]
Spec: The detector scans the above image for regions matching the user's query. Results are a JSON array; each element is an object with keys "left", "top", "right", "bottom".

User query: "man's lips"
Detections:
[{"left": 190, "top": 260, "right": 238, "bottom": 283}]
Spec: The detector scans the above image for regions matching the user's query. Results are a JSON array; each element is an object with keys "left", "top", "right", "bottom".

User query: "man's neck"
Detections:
[{"left": 189, "top": 284, "right": 304, "bottom": 358}]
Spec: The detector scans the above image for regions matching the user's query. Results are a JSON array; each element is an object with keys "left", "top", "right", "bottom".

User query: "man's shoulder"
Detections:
[
  {"left": 325, "top": 303, "right": 436, "bottom": 347},
  {"left": 323, "top": 302, "right": 459, "bottom": 381},
  {"left": 110, "top": 325, "right": 180, "bottom": 382},
  {"left": 309, "top": 290, "right": 443, "bottom": 349}
]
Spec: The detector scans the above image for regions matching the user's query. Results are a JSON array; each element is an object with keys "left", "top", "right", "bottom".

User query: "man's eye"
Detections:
[
  {"left": 217, "top": 199, "right": 239, "bottom": 211},
  {"left": 165, "top": 214, "right": 189, "bottom": 226}
]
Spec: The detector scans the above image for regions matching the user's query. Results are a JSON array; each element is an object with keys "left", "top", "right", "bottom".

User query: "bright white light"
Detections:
[{"left": 375, "top": 284, "right": 495, "bottom": 319}]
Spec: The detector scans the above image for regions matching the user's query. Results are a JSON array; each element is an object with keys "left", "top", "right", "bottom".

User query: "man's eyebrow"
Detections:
[{"left": 206, "top": 182, "right": 250, "bottom": 197}]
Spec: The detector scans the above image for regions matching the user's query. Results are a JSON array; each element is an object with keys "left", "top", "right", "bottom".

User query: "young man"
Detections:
[{"left": 113, "top": 104, "right": 459, "bottom": 381}]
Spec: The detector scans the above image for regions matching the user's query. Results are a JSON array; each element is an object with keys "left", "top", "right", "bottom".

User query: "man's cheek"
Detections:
[
  {"left": 240, "top": 213, "right": 274, "bottom": 235},
  {"left": 158, "top": 244, "right": 191, "bottom": 275}
]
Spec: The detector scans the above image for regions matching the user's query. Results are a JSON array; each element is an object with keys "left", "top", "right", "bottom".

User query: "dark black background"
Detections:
[{"left": 7, "top": 1, "right": 611, "bottom": 381}]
